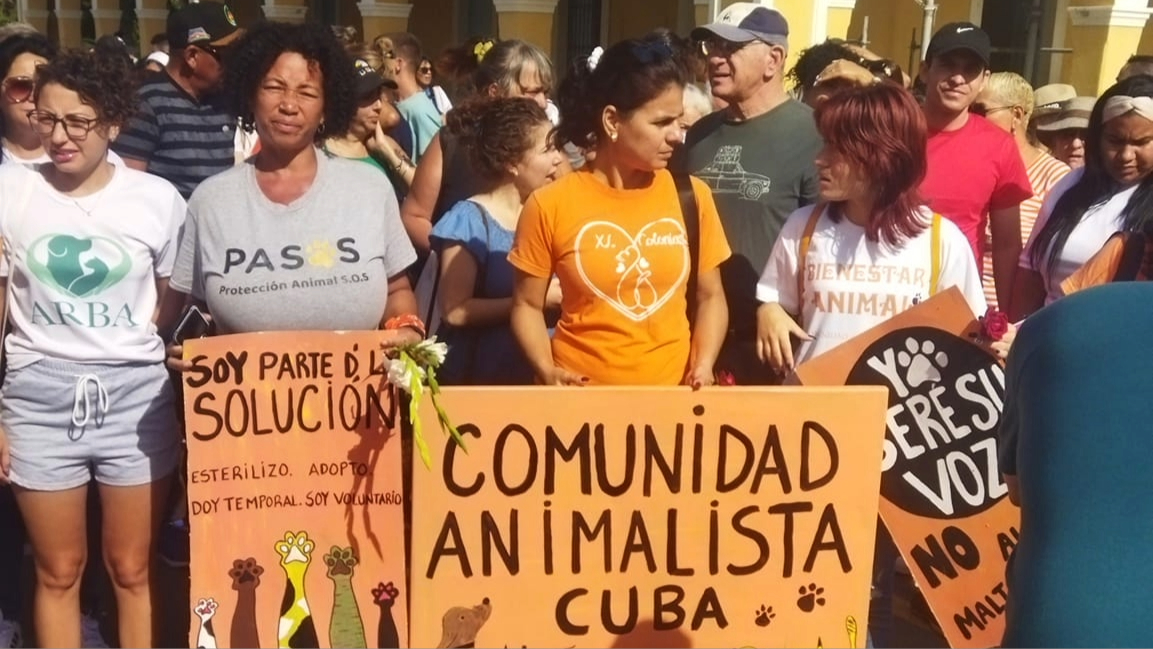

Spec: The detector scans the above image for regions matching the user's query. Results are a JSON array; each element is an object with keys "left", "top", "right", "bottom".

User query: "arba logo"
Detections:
[
  {"left": 845, "top": 327, "right": 1007, "bottom": 520},
  {"left": 28, "top": 234, "right": 131, "bottom": 298}
]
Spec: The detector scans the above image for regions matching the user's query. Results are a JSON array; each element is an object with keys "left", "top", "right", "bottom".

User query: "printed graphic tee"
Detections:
[
  {"left": 0, "top": 163, "right": 185, "bottom": 368},
  {"left": 509, "top": 170, "right": 731, "bottom": 385},
  {"left": 683, "top": 100, "right": 821, "bottom": 327},
  {"left": 922, "top": 114, "right": 1033, "bottom": 264},
  {"left": 170, "top": 150, "right": 417, "bottom": 334},
  {"left": 756, "top": 204, "right": 986, "bottom": 365}
]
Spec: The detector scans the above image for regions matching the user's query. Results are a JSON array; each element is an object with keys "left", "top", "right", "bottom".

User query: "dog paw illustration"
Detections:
[
  {"left": 796, "top": 583, "right": 826, "bottom": 613},
  {"left": 754, "top": 604, "right": 776, "bottom": 627},
  {"left": 275, "top": 531, "right": 315, "bottom": 566},
  {"left": 324, "top": 545, "right": 358, "bottom": 576},
  {"left": 229, "top": 558, "right": 264, "bottom": 589},
  {"left": 305, "top": 240, "right": 337, "bottom": 268},
  {"left": 194, "top": 597, "right": 218, "bottom": 620},
  {"left": 897, "top": 338, "right": 948, "bottom": 387},
  {"left": 372, "top": 581, "right": 400, "bottom": 604}
]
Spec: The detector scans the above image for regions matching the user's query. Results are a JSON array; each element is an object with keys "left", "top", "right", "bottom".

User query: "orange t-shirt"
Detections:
[
  {"left": 1061, "top": 233, "right": 1153, "bottom": 295},
  {"left": 509, "top": 169, "right": 732, "bottom": 386}
]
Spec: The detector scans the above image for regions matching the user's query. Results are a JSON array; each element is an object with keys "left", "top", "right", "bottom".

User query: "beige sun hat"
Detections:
[
  {"left": 1036, "top": 96, "right": 1095, "bottom": 132},
  {"left": 1033, "top": 83, "right": 1077, "bottom": 119}
]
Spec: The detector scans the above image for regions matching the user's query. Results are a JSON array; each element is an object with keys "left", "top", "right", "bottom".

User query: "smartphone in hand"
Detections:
[{"left": 171, "top": 305, "right": 212, "bottom": 345}]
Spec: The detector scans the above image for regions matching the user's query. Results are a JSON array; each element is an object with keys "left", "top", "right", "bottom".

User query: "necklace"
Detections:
[{"left": 70, "top": 189, "right": 106, "bottom": 217}]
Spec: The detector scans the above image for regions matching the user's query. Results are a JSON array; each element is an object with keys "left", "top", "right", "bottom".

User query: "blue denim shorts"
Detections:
[{"left": 2, "top": 358, "right": 180, "bottom": 491}]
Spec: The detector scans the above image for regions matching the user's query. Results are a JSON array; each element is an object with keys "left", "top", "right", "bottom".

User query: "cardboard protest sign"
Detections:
[
  {"left": 410, "top": 386, "right": 888, "bottom": 648},
  {"left": 183, "top": 331, "right": 407, "bottom": 649},
  {"left": 791, "top": 288, "right": 1019, "bottom": 648}
]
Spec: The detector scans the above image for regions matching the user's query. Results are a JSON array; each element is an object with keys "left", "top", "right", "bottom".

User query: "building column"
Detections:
[
  {"left": 492, "top": 0, "right": 559, "bottom": 53},
  {"left": 91, "top": 0, "right": 122, "bottom": 39},
  {"left": 1065, "top": 0, "right": 1152, "bottom": 94},
  {"left": 22, "top": 0, "right": 51, "bottom": 34},
  {"left": 136, "top": 0, "right": 167, "bottom": 49},
  {"left": 356, "top": 0, "right": 412, "bottom": 38},
  {"left": 263, "top": 0, "right": 309, "bottom": 23},
  {"left": 55, "top": 0, "right": 84, "bottom": 46}
]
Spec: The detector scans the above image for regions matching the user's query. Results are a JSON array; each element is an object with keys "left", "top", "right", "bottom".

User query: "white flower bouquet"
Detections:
[{"left": 384, "top": 337, "right": 466, "bottom": 468}]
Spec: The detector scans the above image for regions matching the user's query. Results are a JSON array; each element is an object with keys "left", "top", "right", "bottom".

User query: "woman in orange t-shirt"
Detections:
[{"left": 508, "top": 37, "right": 731, "bottom": 387}]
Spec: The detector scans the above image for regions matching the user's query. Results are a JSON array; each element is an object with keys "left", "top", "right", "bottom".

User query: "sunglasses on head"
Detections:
[{"left": 2, "top": 76, "right": 34, "bottom": 103}]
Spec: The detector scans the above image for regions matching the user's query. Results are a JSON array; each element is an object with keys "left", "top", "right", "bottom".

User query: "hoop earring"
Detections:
[{"left": 317, "top": 121, "right": 326, "bottom": 135}]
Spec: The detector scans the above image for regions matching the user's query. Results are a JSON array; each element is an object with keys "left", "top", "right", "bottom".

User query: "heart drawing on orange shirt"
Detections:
[{"left": 574, "top": 218, "right": 689, "bottom": 322}]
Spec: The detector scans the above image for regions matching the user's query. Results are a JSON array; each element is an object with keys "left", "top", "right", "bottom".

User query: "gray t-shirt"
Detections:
[
  {"left": 170, "top": 150, "right": 417, "bottom": 334},
  {"left": 684, "top": 99, "right": 821, "bottom": 330}
]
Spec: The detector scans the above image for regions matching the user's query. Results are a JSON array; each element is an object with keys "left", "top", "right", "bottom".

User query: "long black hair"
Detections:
[{"left": 1030, "top": 74, "right": 1153, "bottom": 275}]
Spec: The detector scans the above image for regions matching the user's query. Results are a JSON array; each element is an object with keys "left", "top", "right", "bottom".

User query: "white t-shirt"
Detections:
[
  {"left": 0, "top": 163, "right": 185, "bottom": 367},
  {"left": 1019, "top": 166, "right": 1136, "bottom": 305},
  {"left": 756, "top": 204, "right": 986, "bottom": 365}
]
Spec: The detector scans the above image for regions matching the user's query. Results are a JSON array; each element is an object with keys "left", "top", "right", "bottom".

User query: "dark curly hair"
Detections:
[
  {"left": 444, "top": 97, "right": 550, "bottom": 184},
  {"left": 788, "top": 39, "right": 856, "bottom": 92},
  {"left": 33, "top": 47, "right": 136, "bottom": 125},
  {"left": 225, "top": 20, "right": 356, "bottom": 141}
]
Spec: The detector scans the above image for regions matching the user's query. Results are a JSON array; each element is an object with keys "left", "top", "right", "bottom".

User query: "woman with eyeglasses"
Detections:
[
  {"left": 972, "top": 73, "right": 1070, "bottom": 309},
  {"left": 0, "top": 33, "right": 54, "bottom": 165},
  {"left": 0, "top": 47, "right": 186, "bottom": 648}
]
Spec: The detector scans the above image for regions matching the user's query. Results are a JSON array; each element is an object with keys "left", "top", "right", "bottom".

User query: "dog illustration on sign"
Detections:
[
  {"left": 229, "top": 557, "right": 264, "bottom": 649},
  {"left": 437, "top": 597, "right": 492, "bottom": 648},
  {"left": 275, "top": 531, "right": 319, "bottom": 648},
  {"left": 324, "top": 546, "right": 367, "bottom": 648}
]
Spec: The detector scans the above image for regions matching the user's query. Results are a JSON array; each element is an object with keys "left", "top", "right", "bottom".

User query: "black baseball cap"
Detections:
[
  {"left": 354, "top": 58, "right": 393, "bottom": 98},
  {"left": 167, "top": 1, "right": 242, "bottom": 49},
  {"left": 691, "top": 2, "right": 789, "bottom": 47},
  {"left": 926, "top": 22, "right": 990, "bottom": 67}
]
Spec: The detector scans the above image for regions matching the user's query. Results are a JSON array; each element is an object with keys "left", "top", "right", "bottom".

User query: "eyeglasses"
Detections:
[
  {"left": 27, "top": 110, "right": 101, "bottom": 140},
  {"left": 970, "top": 104, "right": 1014, "bottom": 117},
  {"left": 2, "top": 76, "right": 34, "bottom": 103},
  {"left": 418, "top": 66, "right": 432, "bottom": 74}
]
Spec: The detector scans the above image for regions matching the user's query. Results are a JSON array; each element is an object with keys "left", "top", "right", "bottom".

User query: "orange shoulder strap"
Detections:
[
  {"left": 930, "top": 212, "right": 942, "bottom": 295},
  {"left": 796, "top": 202, "right": 826, "bottom": 305}
]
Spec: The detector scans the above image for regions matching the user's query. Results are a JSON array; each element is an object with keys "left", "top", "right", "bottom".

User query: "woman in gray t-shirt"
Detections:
[{"left": 165, "top": 21, "right": 420, "bottom": 346}]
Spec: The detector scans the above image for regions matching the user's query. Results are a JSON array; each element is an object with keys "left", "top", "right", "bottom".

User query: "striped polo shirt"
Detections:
[{"left": 113, "top": 72, "right": 236, "bottom": 199}]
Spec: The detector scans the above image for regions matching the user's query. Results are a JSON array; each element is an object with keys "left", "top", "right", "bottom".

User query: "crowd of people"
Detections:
[{"left": 0, "top": 0, "right": 1146, "bottom": 646}]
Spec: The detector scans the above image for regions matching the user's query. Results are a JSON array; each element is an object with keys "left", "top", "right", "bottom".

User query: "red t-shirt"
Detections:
[{"left": 921, "top": 114, "right": 1033, "bottom": 263}]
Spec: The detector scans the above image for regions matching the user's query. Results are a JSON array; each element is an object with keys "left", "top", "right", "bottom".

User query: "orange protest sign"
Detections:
[
  {"left": 792, "top": 288, "right": 1019, "bottom": 648},
  {"left": 183, "top": 331, "right": 407, "bottom": 649},
  {"left": 410, "top": 386, "right": 888, "bottom": 648}
]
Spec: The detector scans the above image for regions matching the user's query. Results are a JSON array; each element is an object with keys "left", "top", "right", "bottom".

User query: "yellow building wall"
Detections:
[
  {"left": 849, "top": 0, "right": 970, "bottom": 74},
  {"left": 826, "top": 7, "right": 853, "bottom": 41},
  {"left": 606, "top": 0, "right": 681, "bottom": 43},
  {"left": 497, "top": 10, "right": 558, "bottom": 53},
  {"left": 409, "top": 0, "right": 456, "bottom": 58},
  {"left": 1063, "top": 23, "right": 1143, "bottom": 95}
]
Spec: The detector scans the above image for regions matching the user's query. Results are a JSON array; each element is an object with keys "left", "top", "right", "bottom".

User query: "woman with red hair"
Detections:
[{"left": 755, "top": 82, "right": 986, "bottom": 372}]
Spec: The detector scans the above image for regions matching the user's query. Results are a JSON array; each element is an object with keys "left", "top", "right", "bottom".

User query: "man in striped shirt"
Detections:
[{"left": 114, "top": 1, "right": 241, "bottom": 198}]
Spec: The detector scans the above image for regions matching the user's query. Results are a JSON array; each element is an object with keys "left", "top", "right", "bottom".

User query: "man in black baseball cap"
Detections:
[
  {"left": 166, "top": 0, "right": 242, "bottom": 51},
  {"left": 918, "top": 20, "right": 1032, "bottom": 318}
]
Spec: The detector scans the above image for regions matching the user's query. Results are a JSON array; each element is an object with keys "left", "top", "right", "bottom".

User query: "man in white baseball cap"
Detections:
[{"left": 681, "top": 2, "right": 821, "bottom": 386}]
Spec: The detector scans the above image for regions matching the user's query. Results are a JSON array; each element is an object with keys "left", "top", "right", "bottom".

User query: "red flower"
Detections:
[
  {"left": 982, "top": 307, "right": 1009, "bottom": 342},
  {"left": 716, "top": 370, "right": 737, "bottom": 386}
]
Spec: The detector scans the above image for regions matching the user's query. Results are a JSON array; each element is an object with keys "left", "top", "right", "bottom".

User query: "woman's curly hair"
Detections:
[
  {"left": 225, "top": 20, "right": 356, "bottom": 141},
  {"left": 32, "top": 47, "right": 136, "bottom": 125}
]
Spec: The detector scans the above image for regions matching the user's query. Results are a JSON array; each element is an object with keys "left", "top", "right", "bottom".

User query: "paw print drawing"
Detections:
[
  {"left": 195, "top": 597, "right": 218, "bottom": 620},
  {"left": 754, "top": 605, "right": 776, "bottom": 627},
  {"left": 305, "top": 240, "right": 338, "bottom": 268},
  {"left": 796, "top": 584, "right": 826, "bottom": 613},
  {"left": 897, "top": 338, "right": 949, "bottom": 388},
  {"left": 229, "top": 557, "right": 264, "bottom": 589},
  {"left": 372, "top": 581, "right": 400, "bottom": 605}
]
